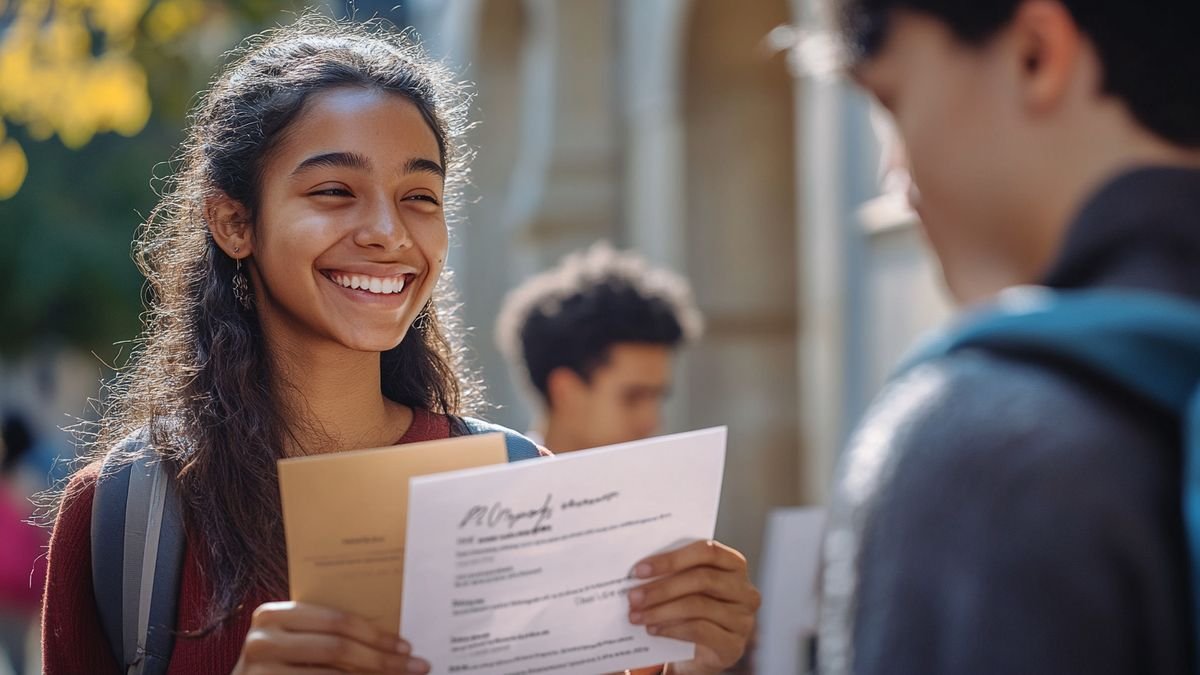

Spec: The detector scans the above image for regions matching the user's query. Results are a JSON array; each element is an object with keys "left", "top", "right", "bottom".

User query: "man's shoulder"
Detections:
[
  {"left": 847, "top": 347, "right": 1179, "bottom": 508},
  {"left": 838, "top": 352, "right": 1192, "bottom": 675}
]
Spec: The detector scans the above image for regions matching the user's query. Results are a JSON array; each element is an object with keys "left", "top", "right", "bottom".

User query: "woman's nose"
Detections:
[{"left": 354, "top": 204, "right": 413, "bottom": 250}]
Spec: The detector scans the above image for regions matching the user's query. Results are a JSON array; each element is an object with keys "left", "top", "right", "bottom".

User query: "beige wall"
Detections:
[{"left": 679, "top": 0, "right": 801, "bottom": 570}]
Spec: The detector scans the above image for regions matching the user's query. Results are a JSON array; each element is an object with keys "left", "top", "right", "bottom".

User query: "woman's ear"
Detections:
[{"left": 206, "top": 192, "right": 253, "bottom": 259}]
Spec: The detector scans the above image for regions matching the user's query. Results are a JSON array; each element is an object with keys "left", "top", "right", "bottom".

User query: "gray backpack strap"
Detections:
[
  {"left": 91, "top": 436, "right": 186, "bottom": 675},
  {"left": 451, "top": 416, "right": 543, "bottom": 461},
  {"left": 92, "top": 451, "right": 132, "bottom": 665}
]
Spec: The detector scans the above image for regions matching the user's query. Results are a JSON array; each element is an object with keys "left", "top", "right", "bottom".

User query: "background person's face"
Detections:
[
  {"left": 559, "top": 343, "right": 675, "bottom": 449},
  {"left": 854, "top": 11, "right": 1036, "bottom": 303}
]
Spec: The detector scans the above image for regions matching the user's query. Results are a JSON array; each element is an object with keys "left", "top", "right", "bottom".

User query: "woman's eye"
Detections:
[
  {"left": 309, "top": 187, "right": 352, "bottom": 197},
  {"left": 407, "top": 194, "right": 441, "bottom": 206}
]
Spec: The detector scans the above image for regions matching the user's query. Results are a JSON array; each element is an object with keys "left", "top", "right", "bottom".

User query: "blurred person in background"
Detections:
[
  {"left": 39, "top": 15, "right": 758, "bottom": 675},
  {"left": 0, "top": 413, "right": 49, "bottom": 675},
  {"left": 820, "top": 0, "right": 1200, "bottom": 673},
  {"left": 494, "top": 243, "right": 704, "bottom": 454}
]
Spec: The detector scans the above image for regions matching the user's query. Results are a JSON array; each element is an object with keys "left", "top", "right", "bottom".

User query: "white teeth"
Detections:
[{"left": 330, "top": 272, "right": 408, "bottom": 295}]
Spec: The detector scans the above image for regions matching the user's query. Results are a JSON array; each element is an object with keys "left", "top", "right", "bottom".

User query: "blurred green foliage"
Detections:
[{"left": 0, "top": 0, "right": 325, "bottom": 357}]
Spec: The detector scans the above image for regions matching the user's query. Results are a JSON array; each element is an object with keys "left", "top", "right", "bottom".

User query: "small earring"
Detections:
[{"left": 232, "top": 249, "right": 252, "bottom": 310}]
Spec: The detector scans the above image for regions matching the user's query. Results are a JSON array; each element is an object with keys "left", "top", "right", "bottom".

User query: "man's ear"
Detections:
[
  {"left": 546, "top": 367, "right": 588, "bottom": 412},
  {"left": 1011, "top": 0, "right": 1085, "bottom": 114},
  {"left": 206, "top": 192, "right": 253, "bottom": 259}
]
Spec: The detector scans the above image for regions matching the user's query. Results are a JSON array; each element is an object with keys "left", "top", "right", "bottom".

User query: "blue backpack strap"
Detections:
[
  {"left": 92, "top": 435, "right": 186, "bottom": 675},
  {"left": 898, "top": 286, "right": 1200, "bottom": 664},
  {"left": 453, "top": 416, "right": 543, "bottom": 462},
  {"left": 900, "top": 287, "right": 1200, "bottom": 409}
]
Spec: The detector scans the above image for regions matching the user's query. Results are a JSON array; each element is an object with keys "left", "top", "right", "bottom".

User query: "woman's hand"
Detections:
[
  {"left": 233, "top": 601, "right": 429, "bottom": 674},
  {"left": 627, "top": 540, "right": 760, "bottom": 675}
]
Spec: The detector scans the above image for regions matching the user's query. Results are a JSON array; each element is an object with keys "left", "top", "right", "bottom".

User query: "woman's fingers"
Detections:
[
  {"left": 629, "top": 565, "right": 758, "bottom": 611},
  {"left": 627, "top": 540, "right": 760, "bottom": 675},
  {"left": 251, "top": 601, "right": 405, "bottom": 654},
  {"left": 630, "top": 593, "right": 755, "bottom": 638},
  {"left": 238, "top": 602, "right": 430, "bottom": 674},
  {"left": 628, "top": 541, "right": 761, "bottom": 636},
  {"left": 242, "top": 627, "right": 414, "bottom": 672},
  {"left": 632, "top": 540, "right": 747, "bottom": 579}
]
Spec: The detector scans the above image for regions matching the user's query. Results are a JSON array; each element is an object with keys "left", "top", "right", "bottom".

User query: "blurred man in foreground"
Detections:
[{"left": 821, "top": 0, "right": 1200, "bottom": 673}]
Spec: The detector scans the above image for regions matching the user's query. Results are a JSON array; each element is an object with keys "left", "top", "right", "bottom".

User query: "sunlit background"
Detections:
[{"left": 0, "top": 1, "right": 955, "bottom": 672}]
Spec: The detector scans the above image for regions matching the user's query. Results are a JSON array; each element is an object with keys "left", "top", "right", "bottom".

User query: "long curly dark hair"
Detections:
[{"left": 72, "top": 14, "right": 480, "bottom": 626}]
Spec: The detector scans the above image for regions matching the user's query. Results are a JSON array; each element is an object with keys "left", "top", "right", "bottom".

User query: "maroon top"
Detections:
[{"left": 41, "top": 409, "right": 451, "bottom": 674}]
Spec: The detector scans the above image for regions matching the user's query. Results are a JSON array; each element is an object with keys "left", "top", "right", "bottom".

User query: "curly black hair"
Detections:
[
  {"left": 836, "top": 0, "right": 1200, "bottom": 147},
  {"left": 496, "top": 243, "right": 703, "bottom": 407}
]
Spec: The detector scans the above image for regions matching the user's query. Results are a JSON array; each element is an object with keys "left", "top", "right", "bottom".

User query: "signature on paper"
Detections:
[{"left": 459, "top": 493, "right": 553, "bottom": 530}]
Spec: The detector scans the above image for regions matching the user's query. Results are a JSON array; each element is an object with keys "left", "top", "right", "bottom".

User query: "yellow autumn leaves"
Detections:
[
  {"left": 0, "top": 0, "right": 206, "bottom": 199},
  {"left": 0, "top": 122, "right": 27, "bottom": 200}
]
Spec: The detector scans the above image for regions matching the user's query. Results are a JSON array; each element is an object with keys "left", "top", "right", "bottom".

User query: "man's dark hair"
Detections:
[
  {"left": 836, "top": 0, "right": 1200, "bottom": 147},
  {"left": 496, "top": 243, "right": 703, "bottom": 406}
]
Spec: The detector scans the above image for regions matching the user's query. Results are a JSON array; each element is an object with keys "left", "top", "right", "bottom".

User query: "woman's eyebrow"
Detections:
[
  {"left": 290, "top": 152, "right": 444, "bottom": 180},
  {"left": 405, "top": 156, "right": 445, "bottom": 179},
  {"left": 291, "top": 151, "right": 372, "bottom": 177}
]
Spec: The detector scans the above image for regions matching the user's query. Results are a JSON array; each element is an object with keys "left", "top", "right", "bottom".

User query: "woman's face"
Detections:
[{"left": 247, "top": 86, "right": 449, "bottom": 355}]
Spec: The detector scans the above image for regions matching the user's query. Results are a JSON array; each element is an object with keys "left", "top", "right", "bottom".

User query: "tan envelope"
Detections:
[{"left": 278, "top": 433, "right": 508, "bottom": 634}]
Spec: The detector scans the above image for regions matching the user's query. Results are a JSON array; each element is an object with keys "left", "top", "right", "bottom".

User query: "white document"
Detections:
[{"left": 400, "top": 427, "right": 727, "bottom": 675}]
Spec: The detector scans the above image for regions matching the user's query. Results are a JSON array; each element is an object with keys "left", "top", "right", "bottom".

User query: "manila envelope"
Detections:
[{"left": 278, "top": 433, "right": 508, "bottom": 634}]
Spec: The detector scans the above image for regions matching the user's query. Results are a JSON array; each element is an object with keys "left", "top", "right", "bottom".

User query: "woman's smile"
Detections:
[{"left": 320, "top": 268, "right": 420, "bottom": 305}]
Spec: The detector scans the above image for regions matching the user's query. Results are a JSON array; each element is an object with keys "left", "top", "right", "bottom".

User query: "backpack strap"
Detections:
[
  {"left": 450, "top": 416, "right": 544, "bottom": 461},
  {"left": 91, "top": 435, "right": 186, "bottom": 675},
  {"left": 899, "top": 287, "right": 1200, "bottom": 410}
]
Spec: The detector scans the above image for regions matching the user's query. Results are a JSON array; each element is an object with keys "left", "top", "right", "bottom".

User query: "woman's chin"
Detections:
[{"left": 338, "top": 331, "right": 410, "bottom": 355}]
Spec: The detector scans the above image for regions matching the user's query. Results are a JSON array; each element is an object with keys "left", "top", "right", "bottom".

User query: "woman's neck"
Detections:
[{"left": 269, "top": 338, "right": 412, "bottom": 456}]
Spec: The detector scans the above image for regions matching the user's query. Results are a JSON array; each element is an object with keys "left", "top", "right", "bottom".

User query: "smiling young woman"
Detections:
[{"left": 40, "top": 15, "right": 758, "bottom": 675}]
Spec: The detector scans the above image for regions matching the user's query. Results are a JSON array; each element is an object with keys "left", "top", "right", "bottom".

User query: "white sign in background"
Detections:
[{"left": 757, "top": 507, "right": 826, "bottom": 675}]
